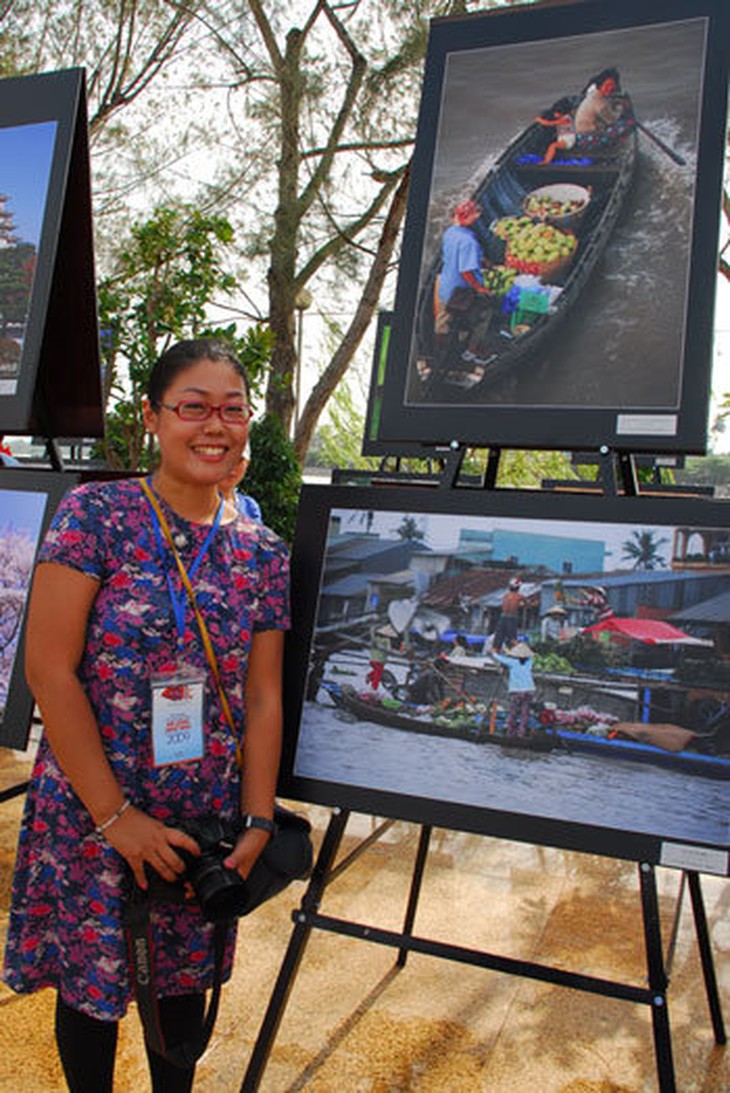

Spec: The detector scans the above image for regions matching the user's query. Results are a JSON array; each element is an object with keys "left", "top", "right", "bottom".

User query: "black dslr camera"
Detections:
[{"left": 146, "top": 815, "right": 249, "bottom": 923}]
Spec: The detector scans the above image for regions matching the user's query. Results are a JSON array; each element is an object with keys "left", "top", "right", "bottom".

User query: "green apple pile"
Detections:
[
  {"left": 492, "top": 216, "right": 533, "bottom": 242},
  {"left": 504, "top": 222, "right": 577, "bottom": 275},
  {"left": 481, "top": 265, "right": 517, "bottom": 295},
  {"left": 524, "top": 193, "right": 585, "bottom": 220}
]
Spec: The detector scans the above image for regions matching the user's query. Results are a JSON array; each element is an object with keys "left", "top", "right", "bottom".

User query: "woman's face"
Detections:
[{"left": 143, "top": 357, "right": 249, "bottom": 488}]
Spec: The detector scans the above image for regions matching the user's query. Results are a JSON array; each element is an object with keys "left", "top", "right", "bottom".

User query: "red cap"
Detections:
[{"left": 454, "top": 199, "right": 482, "bottom": 225}]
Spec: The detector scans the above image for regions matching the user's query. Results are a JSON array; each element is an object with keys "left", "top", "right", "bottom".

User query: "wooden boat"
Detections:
[
  {"left": 319, "top": 682, "right": 730, "bottom": 779},
  {"left": 415, "top": 95, "right": 637, "bottom": 392},
  {"left": 555, "top": 728, "right": 730, "bottom": 781},
  {"left": 320, "top": 680, "right": 558, "bottom": 753}
]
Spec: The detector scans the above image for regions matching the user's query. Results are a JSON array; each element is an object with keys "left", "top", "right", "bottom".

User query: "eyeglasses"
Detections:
[{"left": 160, "top": 400, "right": 253, "bottom": 425}]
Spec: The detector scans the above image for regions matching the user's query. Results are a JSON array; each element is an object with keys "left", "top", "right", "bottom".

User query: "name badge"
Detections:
[{"left": 150, "top": 665, "right": 205, "bottom": 766}]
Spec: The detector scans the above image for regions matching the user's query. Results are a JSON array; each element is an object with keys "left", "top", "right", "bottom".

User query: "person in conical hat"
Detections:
[{"left": 490, "top": 639, "right": 535, "bottom": 737}]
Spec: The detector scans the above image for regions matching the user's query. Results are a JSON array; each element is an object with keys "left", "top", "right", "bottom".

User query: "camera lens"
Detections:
[{"left": 188, "top": 854, "right": 250, "bottom": 922}]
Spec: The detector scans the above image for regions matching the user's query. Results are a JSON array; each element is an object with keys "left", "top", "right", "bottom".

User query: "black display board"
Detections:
[
  {"left": 377, "top": 0, "right": 729, "bottom": 455},
  {"left": 0, "top": 469, "right": 77, "bottom": 749},
  {"left": 0, "top": 67, "right": 103, "bottom": 438},
  {"left": 281, "top": 483, "right": 730, "bottom": 876}
]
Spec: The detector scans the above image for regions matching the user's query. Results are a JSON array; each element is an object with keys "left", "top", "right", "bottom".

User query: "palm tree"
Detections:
[
  {"left": 622, "top": 529, "right": 668, "bottom": 570},
  {"left": 396, "top": 515, "right": 425, "bottom": 543}
]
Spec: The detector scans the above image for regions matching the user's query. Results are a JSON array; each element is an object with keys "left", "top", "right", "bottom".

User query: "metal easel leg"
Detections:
[
  {"left": 638, "top": 862, "right": 676, "bottom": 1093},
  {"left": 397, "top": 824, "right": 432, "bottom": 968},
  {"left": 687, "top": 870, "right": 726, "bottom": 1045},
  {"left": 240, "top": 807, "right": 350, "bottom": 1093}
]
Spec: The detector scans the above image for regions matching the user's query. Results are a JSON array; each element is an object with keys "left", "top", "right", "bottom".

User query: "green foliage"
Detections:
[
  {"left": 97, "top": 203, "right": 272, "bottom": 470},
  {"left": 561, "top": 632, "right": 628, "bottom": 671},
  {"left": 310, "top": 379, "right": 379, "bottom": 471},
  {"left": 0, "top": 243, "right": 35, "bottom": 332},
  {"left": 244, "top": 415, "right": 302, "bottom": 543},
  {"left": 677, "top": 454, "right": 730, "bottom": 488},
  {"left": 494, "top": 449, "right": 576, "bottom": 489}
]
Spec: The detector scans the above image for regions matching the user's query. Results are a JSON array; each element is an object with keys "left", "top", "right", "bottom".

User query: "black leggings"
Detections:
[{"left": 55, "top": 992, "right": 205, "bottom": 1092}]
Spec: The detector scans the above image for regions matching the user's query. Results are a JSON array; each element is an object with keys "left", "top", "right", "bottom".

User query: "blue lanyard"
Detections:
[{"left": 145, "top": 480, "right": 224, "bottom": 648}]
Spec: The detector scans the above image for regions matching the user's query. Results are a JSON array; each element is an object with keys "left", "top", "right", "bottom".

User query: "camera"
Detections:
[{"left": 146, "top": 815, "right": 250, "bottom": 923}]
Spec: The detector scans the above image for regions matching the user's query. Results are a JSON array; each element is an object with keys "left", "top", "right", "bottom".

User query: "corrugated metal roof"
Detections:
[
  {"left": 670, "top": 590, "right": 730, "bottom": 624},
  {"left": 322, "top": 573, "right": 372, "bottom": 597}
]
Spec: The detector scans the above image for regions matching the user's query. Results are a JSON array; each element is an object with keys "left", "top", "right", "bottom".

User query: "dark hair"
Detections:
[
  {"left": 147, "top": 338, "right": 250, "bottom": 407},
  {"left": 542, "top": 96, "right": 574, "bottom": 120},
  {"left": 583, "top": 68, "right": 621, "bottom": 95}
]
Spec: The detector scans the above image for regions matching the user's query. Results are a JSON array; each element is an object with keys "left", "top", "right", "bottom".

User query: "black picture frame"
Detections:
[
  {"left": 362, "top": 310, "right": 451, "bottom": 462},
  {"left": 280, "top": 483, "right": 730, "bottom": 875},
  {"left": 378, "top": 0, "right": 729, "bottom": 456},
  {"left": 0, "top": 469, "right": 77, "bottom": 749},
  {"left": 0, "top": 67, "right": 103, "bottom": 439}
]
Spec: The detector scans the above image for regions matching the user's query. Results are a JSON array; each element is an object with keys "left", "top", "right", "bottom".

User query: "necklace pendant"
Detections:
[{"left": 174, "top": 533, "right": 187, "bottom": 548}]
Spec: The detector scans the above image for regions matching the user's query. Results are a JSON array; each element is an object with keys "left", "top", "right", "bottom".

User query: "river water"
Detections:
[
  {"left": 405, "top": 16, "right": 714, "bottom": 409},
  {"left": 295, "top": 700, "right": 728, "bottom": 850},
  {"left": 293, "top": 655, "right": 729, "bottom": 854}
]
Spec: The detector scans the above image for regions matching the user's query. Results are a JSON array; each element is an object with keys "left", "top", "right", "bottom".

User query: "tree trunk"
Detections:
[
  {"left": 264, "top": 25, "right": 303, "bottom": 433},
  {"left": 293, "top": 163, "right": 411, "bottom": 464}
]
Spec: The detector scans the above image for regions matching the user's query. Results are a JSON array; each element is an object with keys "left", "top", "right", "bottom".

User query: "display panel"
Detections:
[
  {"left": 0, "top": 67, "right": 102, "bottom": 437},
  {"left": 281, "top": 484, "right": 730, "bottom": 875},
  {"left": 378, "top": 0, "right": 728, "bottom": 454},
  {"left": 0, "top": 470, "right": 77, "bottom": 749}
]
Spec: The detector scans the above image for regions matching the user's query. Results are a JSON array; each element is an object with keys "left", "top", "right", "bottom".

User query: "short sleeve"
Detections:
[{"left": 38, "top": 483, "right": 109, "bottom": 580}]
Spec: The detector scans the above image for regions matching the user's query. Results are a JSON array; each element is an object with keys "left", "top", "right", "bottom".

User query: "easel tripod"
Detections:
[{"left": 240, "top": 808, "right": 726, "bottom": 1093}]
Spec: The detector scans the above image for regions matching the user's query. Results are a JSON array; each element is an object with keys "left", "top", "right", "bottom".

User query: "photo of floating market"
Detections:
[
  {"left": 293, "top": 507, "right": 730, "bottom": 853},
  {"left": 398, "top": 17, "right": 707, "bottom": 409}
]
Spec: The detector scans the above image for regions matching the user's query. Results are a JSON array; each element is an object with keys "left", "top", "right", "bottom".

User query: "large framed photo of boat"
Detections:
[
  {"left": 280, "top": 484, "right": 730, "bottom": 875},
  {"left": 377, "top": 0, "right": 729, "bottom": 456},
  {"left": 0, "top": 68, "right": 102, "bottom": 437},
  {"left": 0, "top": 469, "right": 77, "bottom": 750}
]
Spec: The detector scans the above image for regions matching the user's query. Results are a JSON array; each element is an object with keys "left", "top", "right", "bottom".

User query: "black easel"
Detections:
[
  {"left": 242, "top": 445, "right": 726, "bottom": 1091},
  {"left": 241, "top": 809, "right": 725, "bottom": 1092}
]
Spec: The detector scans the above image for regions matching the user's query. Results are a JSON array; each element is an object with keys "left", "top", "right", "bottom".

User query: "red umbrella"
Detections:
[{"left": 583, "top": 616, "right": 711, "bottom": 646}]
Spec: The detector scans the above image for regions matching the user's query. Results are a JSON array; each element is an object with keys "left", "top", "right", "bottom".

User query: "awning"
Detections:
[{"left": 583, "top": 616, "right": 712, "bottom": 646}]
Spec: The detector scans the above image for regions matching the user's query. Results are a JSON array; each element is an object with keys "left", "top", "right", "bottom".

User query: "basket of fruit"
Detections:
[
  {"left": 504, "top": 221, "right": 577, "bottom": 280},
  {"left": 481, "top": 264, "right": 517, "bottom": 297},
  {"left": 523, "top": 183, "right": 591, "bottom": 229}
]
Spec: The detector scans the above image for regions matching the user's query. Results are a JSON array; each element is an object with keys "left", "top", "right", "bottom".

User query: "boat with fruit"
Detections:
[
  {"left": 415, "top": 94, "right": 637, "bottom": 391},
  {"left": 320, "top": 680, "right": 559, "bottom": 753}
]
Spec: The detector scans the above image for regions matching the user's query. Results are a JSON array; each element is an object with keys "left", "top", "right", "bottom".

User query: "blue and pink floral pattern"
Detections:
[{"left": 3, "top": 478, "right": 290, "bottom": 1020}]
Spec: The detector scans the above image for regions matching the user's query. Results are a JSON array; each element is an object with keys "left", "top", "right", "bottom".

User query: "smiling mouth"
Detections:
[{"left": 193, "top": 445, "right": 228, "bottom": 457}]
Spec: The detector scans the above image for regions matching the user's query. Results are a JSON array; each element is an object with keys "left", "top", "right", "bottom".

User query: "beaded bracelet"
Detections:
[{"left": 95, "top": 798, "right": 131, "bottom": 835}]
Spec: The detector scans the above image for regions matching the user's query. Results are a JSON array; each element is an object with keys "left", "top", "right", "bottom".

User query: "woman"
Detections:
[
  {"left": 573, "top": 68, "right": 634, "bottom": 151},
  {"left": 490, "top": 640, "right": 536, "bottom": 739},
  {"left": 219, "top": 441, "right": 262, "bottom": 522},
  {"left": 2, "top": 339, "right": 290, "bottom": 1092}
]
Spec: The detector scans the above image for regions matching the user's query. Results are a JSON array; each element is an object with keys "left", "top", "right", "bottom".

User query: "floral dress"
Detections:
[{"left": 2, "top": 478, "right": 290, "bottom": 1020}]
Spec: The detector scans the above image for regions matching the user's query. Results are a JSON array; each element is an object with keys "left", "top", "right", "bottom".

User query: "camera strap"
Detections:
[
  {"left": 140, "top": 479, "right": 241, "bottom": 763},
  {"left": 123, "top": 888, "right": 229, "bottom": 1068}
]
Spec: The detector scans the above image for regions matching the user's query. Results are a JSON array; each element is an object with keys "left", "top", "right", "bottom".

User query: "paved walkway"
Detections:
[{"left": 1, "top": 736, "right": 728, "bottom": 1092}]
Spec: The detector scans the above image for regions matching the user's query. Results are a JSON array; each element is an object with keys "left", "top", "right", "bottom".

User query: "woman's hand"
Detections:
[
  {"left": 102, "top": 805, "right": 201, "bottom": 890},
  {"left": 223, "top": 828, "right": 271, "bottom": 880}
]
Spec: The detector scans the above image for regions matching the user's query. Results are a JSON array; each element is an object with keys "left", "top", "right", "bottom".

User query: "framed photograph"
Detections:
[
  {"left": 0, "top": 68, "right": 103, "bottom": 438},
  {"left": 281, "top": 483, "right": 730, "bottom": 875},
  {"left": 0, "top": 469, "right": 77, "bottom": 749},
  {"left": 377, "top": 0, "right": 729, "bottom": 455}
]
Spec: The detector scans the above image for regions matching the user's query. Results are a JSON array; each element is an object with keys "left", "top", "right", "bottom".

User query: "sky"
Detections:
[
  {"left": 0, "top": 120, "right": 57, "bottom": 246},
  {"left": 335, "top": 507, "right": 677, "bottom": 572},
  {"left": 0, "top": 488, "right": 48, "bottom": 539}
]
